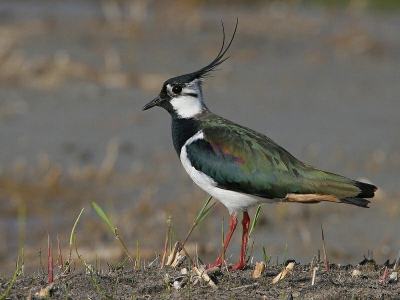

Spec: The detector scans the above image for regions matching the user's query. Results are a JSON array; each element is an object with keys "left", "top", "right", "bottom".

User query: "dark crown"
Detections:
[{"left": 166, "top": 20, "right": 238, "bottom": 86}]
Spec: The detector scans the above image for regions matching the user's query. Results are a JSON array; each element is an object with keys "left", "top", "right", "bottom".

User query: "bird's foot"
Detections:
[
  {"left": 227, "top": 262, "right": 246, "bottom": 270},
  {"left": 207, "top": 260, "right": 223, "bottom": 269},
  {"left": 207, "top": 260, "right": 245, "bottom": 271}
]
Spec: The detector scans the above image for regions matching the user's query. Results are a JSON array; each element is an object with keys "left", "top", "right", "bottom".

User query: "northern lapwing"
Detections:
[{"left": 142, "top": 22, "right": 377, "bottom": 270}]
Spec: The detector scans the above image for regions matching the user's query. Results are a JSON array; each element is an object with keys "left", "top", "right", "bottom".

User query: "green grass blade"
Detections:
[
  {"left": 136, "top": 240, "right": 140, "bottom": 269},
  {"left": 92, "top": 202, "right": 135, "bottom": 266},
  {"left": 262, "top": 244, "right": 270, "bottom": 266},
  {"left": 0, "top": 251, "right": 21, "bottom": 300},
  {"left": 195, "top": 196, "right": 216, "bottom": 225},
  {"left": 70, "top": 208, "right": 84, "bottom": 246},
  {"left": 249, "top": 205, "right": 262, "bottom": 237},
  {"left": 92, "top": 202, "right": 115, "bottom": 232}
]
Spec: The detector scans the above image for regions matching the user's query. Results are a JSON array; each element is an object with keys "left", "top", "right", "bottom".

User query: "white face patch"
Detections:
[
  {"left": 170, "top": 95, "right": 202, "bottom": 118},
  {"left": 168, "top": 81, "right": 204, "bottom": 118}
]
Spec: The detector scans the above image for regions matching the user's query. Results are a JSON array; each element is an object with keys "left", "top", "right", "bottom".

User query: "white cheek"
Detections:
[{"left": 170, "top": 95, "right": 203, "bottom": 118}]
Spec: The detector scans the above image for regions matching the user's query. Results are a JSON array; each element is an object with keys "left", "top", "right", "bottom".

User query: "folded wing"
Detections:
[{"left": 185, "top": 120, "right": 376, "bottom": 206}]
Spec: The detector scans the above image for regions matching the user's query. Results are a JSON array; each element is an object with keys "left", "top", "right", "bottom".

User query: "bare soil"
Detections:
[{"left": 1, "top": 258, "right": 399, "bottom": 299}]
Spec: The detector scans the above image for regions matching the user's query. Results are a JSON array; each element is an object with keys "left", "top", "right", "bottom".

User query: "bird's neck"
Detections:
[{"left": 171, "top": 116, "right": 201, "bottom": 156}]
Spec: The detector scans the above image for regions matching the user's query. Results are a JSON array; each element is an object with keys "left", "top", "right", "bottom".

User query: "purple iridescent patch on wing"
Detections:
[{"left": 210, "top": 141, "right": 246, "bottom": 164}]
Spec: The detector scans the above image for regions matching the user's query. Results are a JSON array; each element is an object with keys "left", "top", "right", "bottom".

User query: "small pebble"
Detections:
[
  {"left": 389, "top": 272, "right": 398, "bottom": 282},
  {"left": 292, "top": 291, "right": 300, "bottom": 297},
  {"left": 173, "top": 281, "right": 182, "bottom": 290}
]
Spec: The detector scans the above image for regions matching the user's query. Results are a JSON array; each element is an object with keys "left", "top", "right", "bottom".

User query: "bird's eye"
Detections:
[{"left": 172, "top": 86, "right": 182, "bottom": 94}]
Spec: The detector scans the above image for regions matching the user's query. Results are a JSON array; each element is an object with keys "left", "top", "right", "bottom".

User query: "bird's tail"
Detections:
[
  {"left": 339, "top": 197, "right": 370, "bottom": 207},
  {"left": 283, "top": 180, "right": 377, "bottom": 208},
  {"left": 339, "top": 180, "right": 377, "bottom": 207},
  {"left": 353, "top": 180, "right": 377, "bottom": 198}
]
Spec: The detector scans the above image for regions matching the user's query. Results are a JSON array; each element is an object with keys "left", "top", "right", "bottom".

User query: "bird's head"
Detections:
[{"left": 142, "top": 21, "right": 238, "bottom": 119}]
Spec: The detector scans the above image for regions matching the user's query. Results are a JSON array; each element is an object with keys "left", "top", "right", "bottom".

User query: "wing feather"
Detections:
[{"left": 185, "top": 116, "right": 363, "bottom": 199}]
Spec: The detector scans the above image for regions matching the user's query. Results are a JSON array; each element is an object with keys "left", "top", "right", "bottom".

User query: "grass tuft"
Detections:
[
  {"left": 161, "top": 216, "right": 171, "bottom": 268},
  {"left": 0, "top": 250, "right": 23, "bottom": 300},
  {"left": 57, "top": 234, "right": 63, "bottom": 270},
  {"left": 321, "top": 223, "right": 329, "bottom": 272},
  {"left": 181, "top": 196, "right": 215, "bottom": 249},
  {"left": 262, "top": 244, "right": 271, "bottom": 266},
  {"left": 163, "top": 197, "right": 216, "bottom": 268},
  {"left": 135, "top": 241, "right": 140, "bottom": 270},
  {"left": 249, "top": 205, "right": 262, "bottom": 237},
  {"left": 67, "top": 207, "right": 84, "bottom": 272},
  {"left": 47, "top": 235, "right": 53, "bottom": 284},
  {"left": 92, "top": 201, "right": 135, "bottom": 267}
]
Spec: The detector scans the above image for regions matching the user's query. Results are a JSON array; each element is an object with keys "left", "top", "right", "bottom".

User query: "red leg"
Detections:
[
  {"left": 230, "top": 211, "right": 250, "bottom": 270},
  {"left": 207, "top": 213, "right": 238, "bottom": 269}
]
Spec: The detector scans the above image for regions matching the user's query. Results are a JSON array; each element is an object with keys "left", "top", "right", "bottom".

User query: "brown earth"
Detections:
[{"left": 1, "top": 258, "right": 399, "bottom": 299}]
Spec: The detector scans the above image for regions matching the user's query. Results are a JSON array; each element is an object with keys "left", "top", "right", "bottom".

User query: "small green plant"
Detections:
[
  {"left": 161, "top": 216, "right": 172, "bottom": 268},
  {"left": 276, "top": 244, "right": 288, "bottom": 281},
  {"left": 321, "top": 223, "right": 329, "bottom": 271},
  {"left": 17, "top": 203, "right": 26, "bottom": 251},
  {"left": 0, "top": 250, "right": 23, "bottom": 300},
  {"left": 167, "top": 220, "right": 192, "bottom": 263},
  {"left": 187, "top": 260, "right": 192, "bottom": 298},
  {"left": 248, "top": 204, "right": 262, "bottom": 237},
  {"left": 246, "top": 205, "right": 263, "bottom": 264},
  {"left": 262, "top": 244, "right": 271, "bottom": 266},
  {"left": 66, "top": 207, "right": 84, "bottom": 272},
  {"left": 283, "top": 244, "right": 288, "bottom": 266},
  {"left": 65, "top": 282, "right": 71, "bottom": 300},
  {"left": 92, "top": 201, "right": 135, "bottom": 266},
  {"left": 163, "top": 197, "right": 216, "bottom": 267},
  {"left": 181, "top": 196, "right": 216, "bottom": 248},
  {"left": 39, "top": 248, "right": 44, "bottom": 275},
  {"left": 20, "top": 248, "right": 24, "bottom": 276},
  {"left": 135, "top": 240, "right": 140, "bottom": 270},
  {"left": 57, "top": 234, "right": 63, "bottom": 270},
  {"left": 48, "top": 235, "right": 53, "bottom": 284},
  {"left": 73, "top": 223, "right": 121, "bottom": 299},
  {"left": 74, "top": 235, "right": 109, "bottom": 298},
  {"left": 246, "top": 238, "right": 256, "bottom": 263},
  {"left": 112, "top": 278, "right": 120, "bottom": 297}
]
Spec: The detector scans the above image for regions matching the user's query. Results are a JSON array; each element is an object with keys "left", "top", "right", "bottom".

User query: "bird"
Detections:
[{"left": 142, "top": 21, "right": 377, "bottom": 270}]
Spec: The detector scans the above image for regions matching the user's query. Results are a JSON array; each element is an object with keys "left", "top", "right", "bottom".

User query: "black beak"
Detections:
[{"left": 142, "top": 96, "right": 162, "bottom": 111}]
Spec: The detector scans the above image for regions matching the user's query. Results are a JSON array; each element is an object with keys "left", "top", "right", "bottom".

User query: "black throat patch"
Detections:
[{"left": 171, "top": 117, "right": 201, "bottom": 156}]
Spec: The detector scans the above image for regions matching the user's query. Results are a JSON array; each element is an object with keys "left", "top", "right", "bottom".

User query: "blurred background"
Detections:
[{"left": 0, "top": 0, "right": 399, "bottom": 276}]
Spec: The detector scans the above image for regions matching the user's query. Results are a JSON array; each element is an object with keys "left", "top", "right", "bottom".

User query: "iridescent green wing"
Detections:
[{"left": 186, "top": 118, "right": 363, "bottom": 199}]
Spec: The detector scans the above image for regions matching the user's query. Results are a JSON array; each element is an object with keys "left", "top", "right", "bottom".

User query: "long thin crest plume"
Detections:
[
  {"left": 165, "top": 20, "right": 238, "bottom": 86},
  {"left": 188, "top": 19, "right": 238, "bottom": 81}
]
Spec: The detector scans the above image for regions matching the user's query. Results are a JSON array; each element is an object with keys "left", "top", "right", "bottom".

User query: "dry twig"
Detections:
[
  {"left": 192, "top": 266, "right": 217, "bottom": 289},
  {"left": 272, "top": 262, "right": 295, "bottom": 284},
  {"left": 253, "top": 262, "right": 266, "bottom": 278}
]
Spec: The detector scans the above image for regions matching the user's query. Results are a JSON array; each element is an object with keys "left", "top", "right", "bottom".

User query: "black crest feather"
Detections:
[{"left": 167, "top": 19, "right": 238, "bottom": 85}]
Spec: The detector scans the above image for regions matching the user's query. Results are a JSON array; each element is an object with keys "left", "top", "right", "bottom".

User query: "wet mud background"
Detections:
[{"left": 0, "top": 1, "right": 399, "bottom": 297}]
